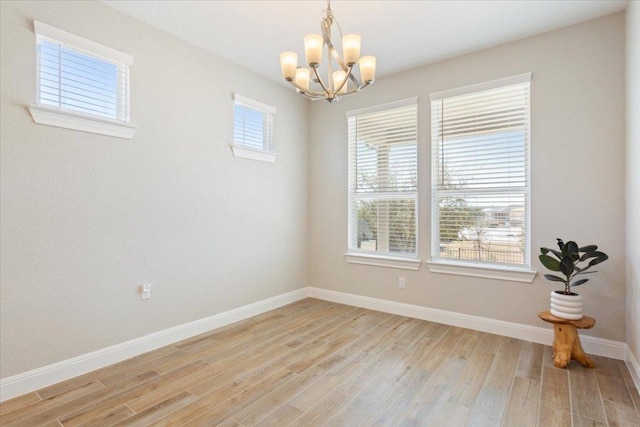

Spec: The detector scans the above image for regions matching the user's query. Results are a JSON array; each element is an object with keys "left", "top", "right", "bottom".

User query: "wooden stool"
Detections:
[{"left": 538, "top": 311, "right": 596, "bottom": 369}]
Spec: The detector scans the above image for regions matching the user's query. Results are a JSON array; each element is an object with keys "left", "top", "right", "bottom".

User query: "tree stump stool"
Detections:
[{"left": 538, "top": 311, "right": 596, "bottom": 369}]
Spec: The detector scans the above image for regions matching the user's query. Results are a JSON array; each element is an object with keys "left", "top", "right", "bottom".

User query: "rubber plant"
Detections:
[{"left": 539, "top": 238, "right": 608, "bottom": 294}]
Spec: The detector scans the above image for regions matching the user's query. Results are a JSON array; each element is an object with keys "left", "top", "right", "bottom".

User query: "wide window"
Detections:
[
  {"left": 29, "top": 21, "right": 136, "bottom": 139},
  {"left": 431, "top": 74, "right": 531, "bottom": 269},
  {"left": 37, "top": 33, "right": 129, "bottom": 120},
  {"left": 231, "top": 94, "right": 276, "bottom": 162},
  {"left": 348, "top": 98, "right": 418, "bottom": 259}
]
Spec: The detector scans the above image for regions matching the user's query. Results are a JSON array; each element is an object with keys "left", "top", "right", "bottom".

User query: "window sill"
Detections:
[
  {"left": 426, "top": 260, "right": 537, "bottom": 283},
  {"left": 28, "top": 104, "right": 137, "bottom": 139},
  {"left": 230, "top": 145, "right": 277, "bottom": 163},
  {"left": 345, "top": 253, "right": 422, "bottom": 271}
]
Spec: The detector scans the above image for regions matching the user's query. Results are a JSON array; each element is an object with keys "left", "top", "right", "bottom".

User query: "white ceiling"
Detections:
[{"left": 102, "top": 0, "right": 628, "bottom": 84}]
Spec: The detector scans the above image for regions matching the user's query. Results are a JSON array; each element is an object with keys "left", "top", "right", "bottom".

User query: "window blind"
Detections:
[
  {"left": 431, "top": 74, "right": 530, "bottom": 267},
  {"left": 35, "top": 22, "right": 130, "bottom": 122},
  {"left": 348, "top": 98, "right": 418, "bottom": 256},
  {"left": 233, "top": 94, "right": 275, "bottom": 151}
]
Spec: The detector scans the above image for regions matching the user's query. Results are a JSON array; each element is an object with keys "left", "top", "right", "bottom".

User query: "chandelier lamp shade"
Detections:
[{"left": 279, "top": 0, "right": 376, "bottom": 103}]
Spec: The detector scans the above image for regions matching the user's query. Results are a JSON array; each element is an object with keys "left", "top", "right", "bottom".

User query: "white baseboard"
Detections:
[
  {"left": 0, "top": 288, "right": 308, "bottom": 402},
  {"left": 307, "top": 287, "right": 628, "bottom": 361},
  {"left": 626, "top": 347, "right": 640, "bottom": 390},
  {"left": 1, "top": 286, "right": 632, "bottom": 402}
]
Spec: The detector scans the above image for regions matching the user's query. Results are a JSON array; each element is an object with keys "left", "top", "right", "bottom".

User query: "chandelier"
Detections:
[{"left": 279, "top": 0, "right": 376, "bottom": 103}]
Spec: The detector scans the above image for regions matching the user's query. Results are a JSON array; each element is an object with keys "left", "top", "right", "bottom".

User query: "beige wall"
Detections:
[
  {"left": 0, "top": 1, "right": 632, "bottom": 383},
  {"left": 0, "top": 1, "right": 308, "bottom": 378},
  {"left": 626, "top": 1, "right": 640, "bottom": 366},
  {"left": 309, "top": 13, "right": 626, "bottom": 342}
]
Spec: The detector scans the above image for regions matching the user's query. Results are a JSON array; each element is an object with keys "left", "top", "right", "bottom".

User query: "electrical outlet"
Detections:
[
  {"left": 398, "top": 277, "right": 405, "bottom": 289},
  {"left": 141, "top": 283, "right": 152, "bottom": 300}
]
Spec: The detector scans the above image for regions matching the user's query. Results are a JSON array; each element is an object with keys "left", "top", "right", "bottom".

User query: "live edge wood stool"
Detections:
[{"left": 538, "top": 311, "right": 596, "bottom": 369}]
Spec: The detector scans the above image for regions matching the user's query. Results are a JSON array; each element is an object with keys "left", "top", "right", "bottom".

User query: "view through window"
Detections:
[
  {"left": 348, "top": 99, "right": 418, "bottom": 257},
  {"left": 431, "top": 74, "right": 531, "bottom": 267},
  {"left": 36, "top": 33, "right": 129, "bottom": 122},
  {"left": 233, "top": 94, "right": 275, "bottom": 152}
]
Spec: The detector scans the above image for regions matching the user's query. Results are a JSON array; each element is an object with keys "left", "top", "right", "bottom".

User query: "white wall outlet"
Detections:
[
  {"left": 398, "top": 277, "right": 406, "bottom": 289},
  {"left": 141, "top": 283, "right": 152, "bottom": 300}
]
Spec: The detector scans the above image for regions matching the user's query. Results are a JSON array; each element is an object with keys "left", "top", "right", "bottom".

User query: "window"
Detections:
[
  {"left": 347, "top": 98, "right": 418, "bottom": 263},
  {"left": 28, "top": 21, "right": 136, "bottom": 139},
  {"left": 231, "top": 94, "right": 277, "bottom": 162},
  {"left": 430, "top": 73, "right": 531, "bottom": 272}
]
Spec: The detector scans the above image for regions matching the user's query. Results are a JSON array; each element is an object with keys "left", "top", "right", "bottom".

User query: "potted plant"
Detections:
[{"left": 539, "top": 238, "right": 608, "bottom": 320}]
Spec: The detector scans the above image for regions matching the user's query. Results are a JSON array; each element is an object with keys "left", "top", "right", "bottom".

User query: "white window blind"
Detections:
[
  {"left": 348, "top": 98, "right": 418, "bottom": 257},
  {"left": 35, "top": 21, "right": 131, "bottom": 123},
  {"left": 233, "top": 94, "right": 275, "bottom": 152},
  {"left": 431, "top": 73, "right": 531, "bottom": 268}
]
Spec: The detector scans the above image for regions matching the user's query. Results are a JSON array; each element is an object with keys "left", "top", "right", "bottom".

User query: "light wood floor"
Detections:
[{"left": 1, "top": 298, "right": 639, "bottom": 426}]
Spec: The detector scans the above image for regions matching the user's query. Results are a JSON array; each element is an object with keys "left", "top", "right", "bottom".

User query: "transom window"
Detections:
[
  {"left": 431, "top": 73, "right": 531, "bottom": 268},
  {"left": 29, "top": 21, "right": 136, "bottom": 139},
  {"left": 233, "top": 94, "right": 275, "bottom": 151},
  {"left": 35, "top": 21, "right": 131, "bottom": 122},
  {"left": 231, "top": 94, "right": 276, "bottom": 162}
]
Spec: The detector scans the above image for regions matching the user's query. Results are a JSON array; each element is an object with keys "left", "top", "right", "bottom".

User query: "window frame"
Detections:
[
  {"left": 28, "top": 21, "right": 137, "bottom": 139},
  {"left": 345, "top": 97, "right": 421, "bottom": 270},
  {"left": 231, "top": 93, "right": 277, "bottom": 163},
  {"left": 427, "top": 73, "right": 536, "bottom": 282}
]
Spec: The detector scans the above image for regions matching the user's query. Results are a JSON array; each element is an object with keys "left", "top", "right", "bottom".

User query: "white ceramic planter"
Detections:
[{"left": 550, "top": 291, "right": 583, "bottom": 320}]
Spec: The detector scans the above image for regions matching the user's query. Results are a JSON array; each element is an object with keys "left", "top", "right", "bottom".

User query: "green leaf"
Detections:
[
  {"left": 539, "top": 254, "right": 561, "bottom": 271},
  {"left": 588, "top": 252, "right": 609, "bottom": 267},
  {"left": 560, "top": 240, "right": 568, "bottom": 257},
  {"left": 566, "top": 241, "right": 579, "bottom": 261},
  {"left": 544, "top": 274, "right": 566, "bottom": 282},
  {"left": 540, "top": 248, "right": 562, "bottom": 260},
  {"left": 574, "top": 270, "right": 597, "bottom": 276},
  {"left": 579, "top": 245, "right": 597, "bottom": 252},
  {"left": 579, "top": 250, "right": 600, "bottom": 262},
  {"left": 560, "top": 255, "right": 574, "bottom": 277},
  {"left": 579, "top": 252, "right": 593, "bottom": 262},
  {"left": 571, "top": 278, "right": 589, "bottom": 287}
]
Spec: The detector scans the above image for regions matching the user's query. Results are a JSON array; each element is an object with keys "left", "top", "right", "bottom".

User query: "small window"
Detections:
[
  {"left": 430, "top": 73, "right": 531, "bottom": 269},
  {"left": 231, "top": 94, "right": 276, "bottom": 162},
  {"left": 347, "top": 98, "right": 418, "bottom": 259},
  {"left": 28, "top": 21, "right": 136, "bottom": 139}
]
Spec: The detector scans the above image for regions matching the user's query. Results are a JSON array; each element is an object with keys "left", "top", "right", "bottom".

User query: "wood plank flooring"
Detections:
[{"left": 1, "top": 298, "right": 639, "bottom": 426}]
